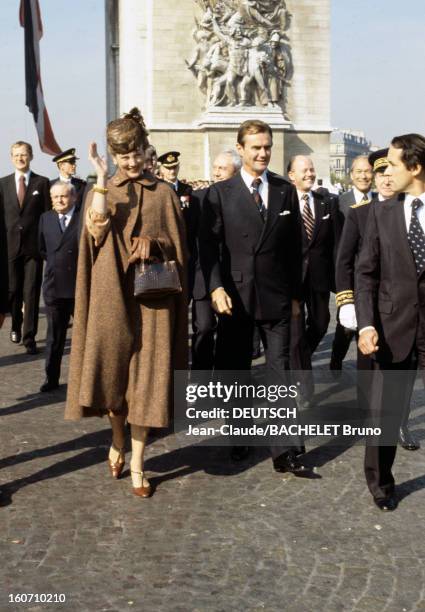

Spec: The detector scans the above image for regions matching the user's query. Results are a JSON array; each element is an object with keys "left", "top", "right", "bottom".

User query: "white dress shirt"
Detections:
[
  {"left": 59, "top": 175, "right": 72, "bottom": 183},
  {"left": 240, "top": 168, "right": 269, "bottom": 208},
  {"left": 14, "top": 170, "right": 31, "bottom": 194},
  {"left": 297, "top": 190, "right": 315, "bottom": 219},
  {"left": 353, "top": 186, "right": 372, "bottom": 204}
]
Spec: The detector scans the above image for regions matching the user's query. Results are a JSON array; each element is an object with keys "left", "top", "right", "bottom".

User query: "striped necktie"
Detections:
[
  {"left": 251, "top": 178, "right": 266, "bottom": 222},
  {"left": 302, "top": 193, "right": 314, "bottom": 240}
]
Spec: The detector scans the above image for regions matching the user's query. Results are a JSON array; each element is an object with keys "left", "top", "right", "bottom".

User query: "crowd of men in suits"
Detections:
[{"left": 0, "top": 123, "right": 424, "bottom": 512}]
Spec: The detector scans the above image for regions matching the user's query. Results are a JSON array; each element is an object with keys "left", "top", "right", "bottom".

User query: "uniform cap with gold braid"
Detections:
[
  {"left": 157, "top": 151, "right": 180, "bottom": 168},
  {"left": 52, "top": 148, "right": 78, "bottom": 164},
  {"left": 335, "top": 290, "right": 354, "bottom": 308},
  {"left": 368, "top": 148, "right": 389, "bottom": 173}
]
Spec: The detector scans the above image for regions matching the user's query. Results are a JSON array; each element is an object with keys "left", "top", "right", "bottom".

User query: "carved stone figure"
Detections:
[{"left": 188, "top": 0, "right": 292, "bottom": 111}]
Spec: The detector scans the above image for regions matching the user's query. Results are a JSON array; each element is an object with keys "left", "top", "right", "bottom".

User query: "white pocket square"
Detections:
[
  {"left": 279, "top": 210, "right": 291, "bottom": 216},
  {"left": 322, "top": 214, "right": 330, "bottom": 220},
  {"left": 32, "top": 190, "right": 39, "bottom": 195}
]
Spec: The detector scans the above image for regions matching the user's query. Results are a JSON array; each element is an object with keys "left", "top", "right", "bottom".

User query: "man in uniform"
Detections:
[
  {"left": 0, "top": 141, "right": 50, "bottom": 354},
  {"left": 38, "top": 182, "right": 81, "bottom": 391},
  {"left": 51, "top": 148, "right": 86, "bottom": 208},
  {"left": 357, "top": 133, "right": 425, "bottom": 510},
  {"left": 158, "top": 150, "right": 192, "bottom": 202},
  {"left": 330, "top": 155, "right": 375, "bottom": 375},
  {"left": 287, "top": 155, "right": 342, "bottom": 402}
]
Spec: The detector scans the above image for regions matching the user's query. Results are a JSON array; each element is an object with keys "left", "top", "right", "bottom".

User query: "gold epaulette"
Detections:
[
  {"left": 351, "top": 199, "right": 371, "bottom": 208},
  {"left": 335, "top": 290, "right": 354, "bottom": 308}
]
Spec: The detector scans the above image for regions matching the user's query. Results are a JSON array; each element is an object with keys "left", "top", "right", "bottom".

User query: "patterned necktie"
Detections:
[
  {"left": 251, "top": 178, "right": 266, "bottom": 222},
  {"left": 60, "top": 215, "right": 67, "bottom": 233},
  {"left": 302, "top": 193, "right": 314, "bottom": 240},
  {"left": 17, "top": 175, "right": 26, "bottom": 207},
  {"left": 407, "top": 198, "right": 425, "bottom": 275}
]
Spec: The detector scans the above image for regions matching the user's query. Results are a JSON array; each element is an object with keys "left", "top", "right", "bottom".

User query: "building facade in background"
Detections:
[
  {"left": 330, "top": 129, "right": 371, "bottom": 180},
  {"left": 104, "top": 0, "right": 331, "bottom": 181}
]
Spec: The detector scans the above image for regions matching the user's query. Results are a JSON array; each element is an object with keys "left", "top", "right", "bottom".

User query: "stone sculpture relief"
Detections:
[{"left": 186, "top": 0, "right": 293, "bottom": 112}]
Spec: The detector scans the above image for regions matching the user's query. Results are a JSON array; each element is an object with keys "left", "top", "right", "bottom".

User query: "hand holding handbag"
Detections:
[{"left": 133, "top": 240, "right": 182, "bottom": 297}]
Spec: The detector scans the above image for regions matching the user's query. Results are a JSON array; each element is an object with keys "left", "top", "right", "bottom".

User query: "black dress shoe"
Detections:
[
  {"left": 399, "top": 426, "right": 420, "bottom": 451},
  {"left": 25, "top": 342, "right": 38, "bottom": 355},
  {"left": 273, "top": 452, "right": 314, "bottom": 477},
  {"left": 40, "top": 379, "right": 59, "bottom": 392},
  {"left": 374, "top": 495, "right": 398, "bottom": 512},
  {"left": 10, "top": 331, "right": 21, "bottom": 343},
  {"left": 230, "top": 446, "right": 250, "bottom": 462}
]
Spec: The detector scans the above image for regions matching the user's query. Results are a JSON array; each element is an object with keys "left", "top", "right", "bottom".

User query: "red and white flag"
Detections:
[{"left": 19, "top": 0, "right": 61, "bottom": 155}]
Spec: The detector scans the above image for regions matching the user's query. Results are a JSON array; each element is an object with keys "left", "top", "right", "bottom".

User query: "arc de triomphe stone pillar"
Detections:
[{"left": 105, "top": 0, "right": 331, "bottom": 180}]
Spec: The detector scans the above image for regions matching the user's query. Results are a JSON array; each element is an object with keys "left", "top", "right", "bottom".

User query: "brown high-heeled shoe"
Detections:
[
  {"left": 108, "top": 444, "right": 125, "bottom": 479},
  {"left": 131, "top": 470, "right": 152, "bottom": 498}
]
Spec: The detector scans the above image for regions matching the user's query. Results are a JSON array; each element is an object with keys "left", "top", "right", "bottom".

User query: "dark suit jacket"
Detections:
[
  {"left": 50, "top": 176, "right": 87, "bottom": 208},
  {"left": 0, "top": 171, "right": 51, "bottom": 260},
  {"left": 0, "top": 198, "right": 8, "bottom": 312},
  {"left": 355, "top": 193, "right": 420, "bottom": 363},
  {"left": 187, "top": 187, "right": 207, "bottom": 300},
  {"left": 38, "top": 205, "right": 81, "bottom": 305},
  {"left": 301, "top": 191, "right": 342, "bottom": 294},
  {"left": 336, "top": 197, "right": 377, "bottom": 295},
  {"left": 201, "top": 171, "right": 302, "bottom": 320}
]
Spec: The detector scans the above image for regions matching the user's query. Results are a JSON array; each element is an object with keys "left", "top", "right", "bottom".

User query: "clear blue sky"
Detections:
[{"left": 0, "top": 0, "right": 424, "bottom": 178}]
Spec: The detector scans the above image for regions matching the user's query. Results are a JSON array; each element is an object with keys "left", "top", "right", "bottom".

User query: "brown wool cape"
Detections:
[{"left": 65, "top": 172, "right": 188, "bottom": 427}]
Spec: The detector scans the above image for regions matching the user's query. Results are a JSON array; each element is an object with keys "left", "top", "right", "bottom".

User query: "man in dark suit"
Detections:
[
  {"left": 201, "top": 120, "right": 309, "bottom": 474},
  {"left": 191, "top": 150, "right": 241, "bottom": 372},
  {"left": 334, "top": 149, "right": 418, "bottom": 450},
  {"left": 51, "top": 148, "right": 87, "bottom": 208},
  {"left": 38, "top": 182, "right": 81, "bottom": 391},
  {"left": 330, "top": 155, "right": 375, "bottom": 374},
  {"left": 0, "top": 141, "right": 50, "bottom": 354},
  {"left": 287, "top": 155, "right": 342, "bottom": 399},
  {"left": 0, "top": 196, "right": 8, "bottom": 327},
  {"left": 356, "top": 133, "right": 425, "bottom": 511}
]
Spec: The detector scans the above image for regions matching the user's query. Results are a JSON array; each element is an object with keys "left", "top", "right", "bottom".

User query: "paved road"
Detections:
[{"left": 1, "top": 305, "right": 425, "bottom": 612}]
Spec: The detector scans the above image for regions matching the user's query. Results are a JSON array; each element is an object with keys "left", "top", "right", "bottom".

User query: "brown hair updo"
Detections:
[{"left": 107, "top": 107, "right": 150, "bottom": 155}]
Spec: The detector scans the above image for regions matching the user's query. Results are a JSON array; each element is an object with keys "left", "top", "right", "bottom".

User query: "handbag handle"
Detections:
[{"left": 137, "top": 238, "right": 170, "bottom": 271}]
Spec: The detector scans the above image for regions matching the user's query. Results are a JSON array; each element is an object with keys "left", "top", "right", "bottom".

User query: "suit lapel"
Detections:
[
  {"left": 21, "top": 172, "right": 37, "bottom": 211},
  {"left": 254, "top": 172, "right": 293, "bottom": 250},
  {"left": 47, "top": 211, "right": 65, "bottom": 248},
  {"left": 388, "top": 194, "right": 414, "bottom": 270},
  {"left": 231, "top": 173, "right": 264, "bottom": 227},
  {"left": 5, "top": 174, "right": 20, "bottom": 212},
  {"left": 310, "top": 194, "right": 326, "bottom": 244}
]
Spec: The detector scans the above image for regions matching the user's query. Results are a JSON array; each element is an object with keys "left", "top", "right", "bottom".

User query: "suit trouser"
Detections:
[
  {"left": 215, "top": 311, "right": 303, "bottom": 458},
  {"left": 364, "top": 353, "right": 416, "bottom": 500},
  {"left": 191, "top": 297, "right": 217, "bottom": 371},
  {"left": 290, "top": 289, "right": 330, "bottom": 399},
  {"left": 45, "top": 299, "right": 74, "bottom": 382},
  {"left": 8, "top": 255, "right": 43, "bottom": 345}
]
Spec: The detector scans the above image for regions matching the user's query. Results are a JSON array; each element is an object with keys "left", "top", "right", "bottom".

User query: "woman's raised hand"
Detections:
[{"left": 88, "top": 142, "right": 108, "bottom": 179}]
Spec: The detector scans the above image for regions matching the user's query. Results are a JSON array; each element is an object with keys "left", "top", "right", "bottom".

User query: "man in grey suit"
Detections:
[{"left": 330, "top": 155, "right": 374, "bottom": 374}]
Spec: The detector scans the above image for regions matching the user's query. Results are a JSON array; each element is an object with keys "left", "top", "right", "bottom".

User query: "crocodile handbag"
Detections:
[{"left": 133, "top": 243, "right": 181, "bottom": 298}]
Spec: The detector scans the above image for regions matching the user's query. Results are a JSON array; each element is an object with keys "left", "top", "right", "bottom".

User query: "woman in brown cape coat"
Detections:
[{"left": 65, "top": 109, "right": 188, "bottom": 497}]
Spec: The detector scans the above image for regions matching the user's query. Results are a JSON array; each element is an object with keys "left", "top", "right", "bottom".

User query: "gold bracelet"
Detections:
[{"left": 93, "top": 184, "right": 108, "bottom": 195}]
